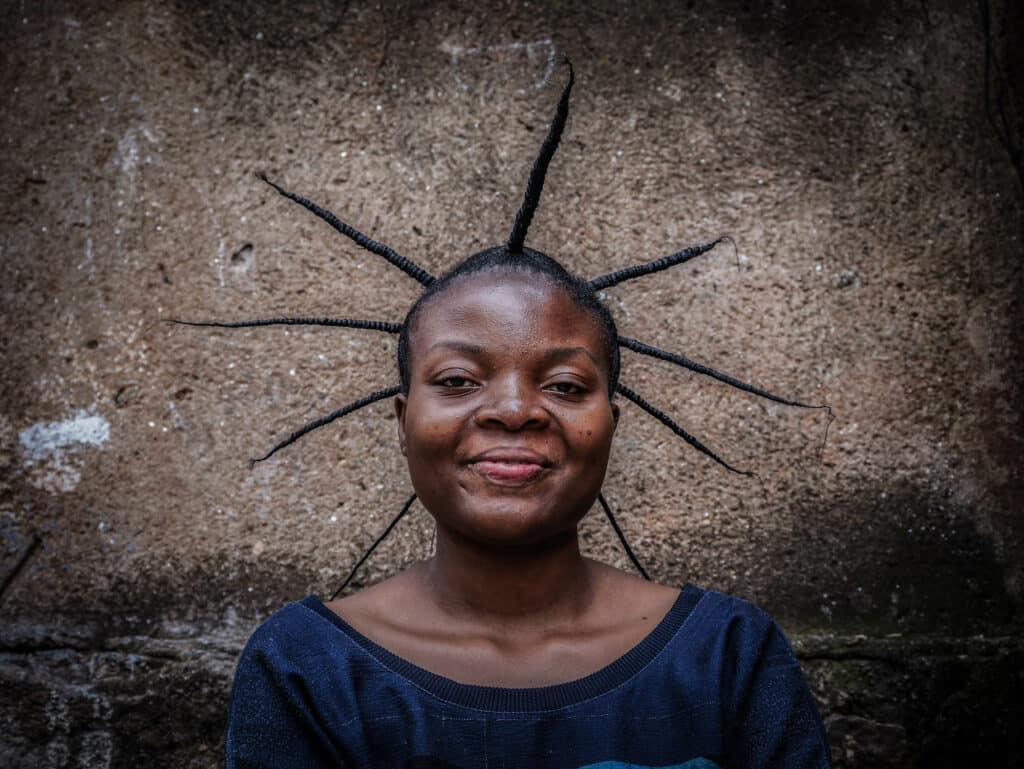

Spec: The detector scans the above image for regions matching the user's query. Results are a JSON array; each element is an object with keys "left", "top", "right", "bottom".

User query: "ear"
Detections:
[
  {"left": 395, "top": 393, "right": 408, "bottom": 456},
  {"left": 610, "top": 399, "right": 620, "bottom": 430}
]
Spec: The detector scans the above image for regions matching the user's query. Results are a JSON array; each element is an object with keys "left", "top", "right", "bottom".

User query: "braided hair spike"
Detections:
[
  {"left": 615, "top": 382, "right": 753, "bottom": 477},
  {"left": 330, "top": 494, "right": 418, "bottom": 600},
  {"left": 598, "top": 493, "right": 650, "bottom": 581},
  {"left": 250, "top": 386, "right": 401, "bottom": 467},
  {"left": 257, "top": 173, "right": 436, "bottom": 286},
  {"left": 167, "top": 317, "right": 402, "bottom": 334},
  {"left": 589, "top": 238, "right": 725, "bottom": 291},
  {"left": 618, "top": 336, "right": 822, "bottom": 409},
  {"left": 507, "top": 59, "right": 575, "bottom": 254}
]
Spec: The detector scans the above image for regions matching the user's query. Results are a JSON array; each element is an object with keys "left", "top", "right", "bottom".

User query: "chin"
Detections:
[{"left": 441, "top": 494, "right": 586, "bottom": 549}]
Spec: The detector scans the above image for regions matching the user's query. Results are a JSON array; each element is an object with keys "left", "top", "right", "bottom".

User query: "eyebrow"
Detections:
[
  {"left": 425, "top": 341, "right": 485, "bottom": 356},
  {"left": 543, "top": 346, "right": 601, "bottom": 368},
  {"left": 425, "top": 341, "right": 600, "bottom": 368}
]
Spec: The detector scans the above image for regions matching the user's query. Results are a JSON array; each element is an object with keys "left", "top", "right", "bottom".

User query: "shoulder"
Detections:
[
  {"left": 660, "top": 585, "right": 801, "bottom": 691},
  {"left": 684, "top": 585, "right": 786, "bottom": 646},
  {"left": 237, "top": 594, "right": 355, "bottom": 671},
  {"left": 230, "top": 595, "right": 378, "bottom": 714},
  {"left": 587, "top": 558, "right": 686, "bottom": 619},
  {"left": 683, "top": 590, "right": 832, "bottom": 767},
  {"left": 320, "top": 565, "right": 422, "bottom": 638},
  {"left": 227, "top": 599, "right": 368, "bottom": 767}
]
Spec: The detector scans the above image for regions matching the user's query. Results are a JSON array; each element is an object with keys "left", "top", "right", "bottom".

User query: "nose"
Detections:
[{"left": 473, "top": 373, "right": 550, "bottom": 431}]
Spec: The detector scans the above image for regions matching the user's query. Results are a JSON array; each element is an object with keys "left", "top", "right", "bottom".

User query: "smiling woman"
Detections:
[
  {"left": 397, "top": 270, "right": 618, "bottom": 548},
  {"left": 215, "top": 62, "right": 832, "bottom": 768}
]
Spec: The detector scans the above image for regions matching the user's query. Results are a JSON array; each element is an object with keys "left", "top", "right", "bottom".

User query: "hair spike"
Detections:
[
  {"left": 330, "top": 494, "right": 417, "bottom": 600},
  {"left": 589, "top": 238, "right": 724, "bottom": 291},
  {"left": 251, "top": 386, "right": 401, "bottom": 466},
  {"left": 597, "top": 493, "right": 650, "bottom": 580},
  {"left": 167, "top": 317, "right": 402, "bottom": 333},
  {"left": 258, "top": 173, "right": 436, "bottom": 286},
  {"left": 507, "top": 59, "right": 574, "bottom": 254},
  {"left": 618, "top": 336, "right": 821, "bottom": 408},
  {"left": 616, "top": 383, "right": 751, "bottom": 476}
]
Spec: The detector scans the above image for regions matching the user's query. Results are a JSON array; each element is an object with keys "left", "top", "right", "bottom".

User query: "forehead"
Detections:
[{"left": 408, "top": 271, "right": 605, "bottom": 358}]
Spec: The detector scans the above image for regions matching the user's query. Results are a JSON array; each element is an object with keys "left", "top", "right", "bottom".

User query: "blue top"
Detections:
[{"left": 225, "top": 585, "right": 831, "bottom": 768}]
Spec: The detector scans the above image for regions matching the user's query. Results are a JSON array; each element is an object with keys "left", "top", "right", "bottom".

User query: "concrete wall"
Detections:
[{"left": 1, "top": 0, "right": 1022, "bottom": 766}]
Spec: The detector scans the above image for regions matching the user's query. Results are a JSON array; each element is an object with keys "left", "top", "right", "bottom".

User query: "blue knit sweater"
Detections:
[{"left": 225, "top": 585, "right": 831, "bottom": 768}]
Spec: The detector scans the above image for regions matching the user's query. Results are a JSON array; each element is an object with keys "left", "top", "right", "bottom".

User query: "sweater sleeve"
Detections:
[
  {"left": 721, "top": 607, "right": 832, "bottom": 769},
  {"left": 225, "top": 618, "right": 347, "bottom": 769}
]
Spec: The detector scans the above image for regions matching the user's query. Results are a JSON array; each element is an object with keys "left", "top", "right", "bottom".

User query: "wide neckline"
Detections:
[{"left": 300, "top": 583, "right": 703, "bottom": 713}]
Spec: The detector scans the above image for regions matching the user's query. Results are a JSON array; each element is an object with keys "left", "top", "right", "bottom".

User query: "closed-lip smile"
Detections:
[{"left": 466, "top": 448, "right": 552, "bottom": 484}]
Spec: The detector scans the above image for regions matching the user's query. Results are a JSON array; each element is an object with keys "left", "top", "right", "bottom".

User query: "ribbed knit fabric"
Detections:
[{"left": 225, "top": 585, "right": 832, "bottom": 769}]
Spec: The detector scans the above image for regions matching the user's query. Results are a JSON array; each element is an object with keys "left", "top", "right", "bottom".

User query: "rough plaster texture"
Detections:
[{"left": 1, "top": 0, "right": 1022, "bottom": 766}]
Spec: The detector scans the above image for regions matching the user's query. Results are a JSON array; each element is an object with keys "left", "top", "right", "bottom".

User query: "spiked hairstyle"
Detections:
[{"left": 175, "top": 61, "right": 827, "bottom": 598}]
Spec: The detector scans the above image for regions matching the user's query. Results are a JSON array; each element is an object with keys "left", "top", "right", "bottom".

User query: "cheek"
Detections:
[
  {"left": 406, "top": 415, "right": 458, "bottom": 452},
  {"left": 571, "top": 408, "right": 617, "bottom": 461},
  {"left": 402, "top": 400, "right": 465, "bottom": 468},
  {"left": 401, "top": 409, "right": 470, "bottom": 516}
]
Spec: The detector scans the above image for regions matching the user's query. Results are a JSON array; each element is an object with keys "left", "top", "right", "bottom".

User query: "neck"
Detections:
[{"left": 423, "top": 525, "right": 595, "bottom": 628}]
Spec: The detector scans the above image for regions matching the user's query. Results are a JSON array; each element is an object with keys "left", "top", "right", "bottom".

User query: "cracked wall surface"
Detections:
[{"left": 1, "top": 0, "right": 1022, "bottom": 766}]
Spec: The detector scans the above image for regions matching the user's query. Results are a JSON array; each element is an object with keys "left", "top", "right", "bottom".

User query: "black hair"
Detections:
[
  {"left": 172, "top": 59, "right": 830, "bottom": 597},
  {"left": 397, "top": 245, "right": 621, "bottom": 396}
]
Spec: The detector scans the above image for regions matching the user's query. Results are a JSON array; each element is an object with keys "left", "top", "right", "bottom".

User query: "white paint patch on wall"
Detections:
[
  {"left": 19, "top": 411, "right": 110, "bottom": 460},
  {"left": 19, "top": 410, "right": 110, "bottom": 493}
]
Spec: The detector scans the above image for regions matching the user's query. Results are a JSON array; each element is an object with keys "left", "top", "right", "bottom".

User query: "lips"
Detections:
[{"left": 466, "top": 448, "right": 551, "bottom": 484}]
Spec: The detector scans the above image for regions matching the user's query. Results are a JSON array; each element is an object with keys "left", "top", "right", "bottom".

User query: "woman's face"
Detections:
[{"left": 395, "top": 271, "right": 619, "bottom": 548}]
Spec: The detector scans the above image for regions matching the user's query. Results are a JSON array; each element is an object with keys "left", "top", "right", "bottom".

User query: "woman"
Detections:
[{"left": 220, "top": 64, "right": 832, "bottom": 768}]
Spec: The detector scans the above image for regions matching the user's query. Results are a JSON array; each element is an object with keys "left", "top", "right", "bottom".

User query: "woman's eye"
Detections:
[
  {"left": 439, "top": 376, "right": 476, "bottom": 388},
  {"left": 547, "top": 381, "right": 586, "bottom": 395}
]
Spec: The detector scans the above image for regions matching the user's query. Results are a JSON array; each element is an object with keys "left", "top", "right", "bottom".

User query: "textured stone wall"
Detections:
[{"left": 1, "top": 0, "right": 1021, "bottom": 766}]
